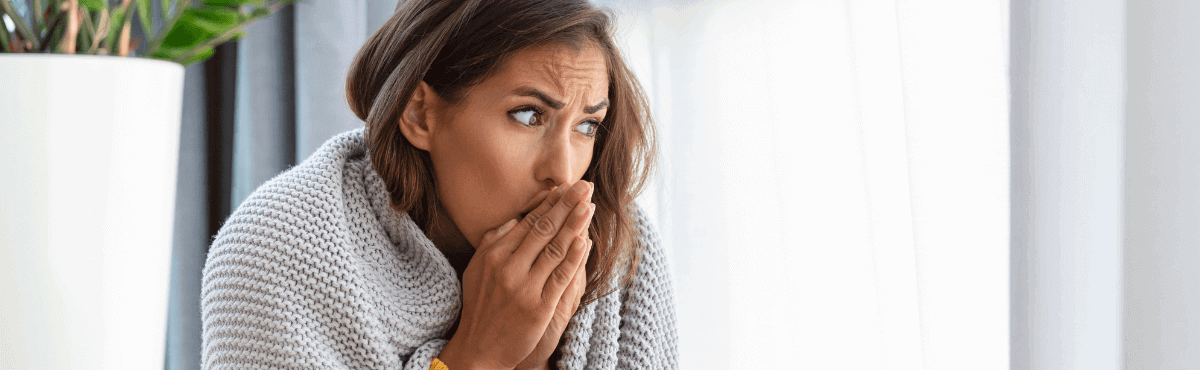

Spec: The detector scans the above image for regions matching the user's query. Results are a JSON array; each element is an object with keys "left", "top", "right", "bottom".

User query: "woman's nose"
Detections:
[{"left": 533, "top": 128, "right": 575, "bottom": 188}]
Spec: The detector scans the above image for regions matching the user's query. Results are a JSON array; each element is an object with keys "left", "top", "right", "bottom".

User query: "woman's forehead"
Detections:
[{"left": 487, "top": 44, "right": 609, "bottom": 104}]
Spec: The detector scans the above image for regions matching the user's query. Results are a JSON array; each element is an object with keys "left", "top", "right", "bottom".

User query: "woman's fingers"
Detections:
[
  {"left": 561, "top": 239, "right": 589, "bottom": 310},
  {"left": 541, "top": 234, "right": 589, "bottom": 304},
  {"left": 545, "top": 242, "right": 589, "bottom": 346},
  {"left": 528, "top": 202, "right": 593, "bottom": 282},
  {"left": 511, "top": 181, "right": 592, "bottom": 270},
  {"left": 487, "top": 186, "right": 564, "bottom": 256},
  {"left": 478, "top": 218, "right": 518, "bottom": 251}
]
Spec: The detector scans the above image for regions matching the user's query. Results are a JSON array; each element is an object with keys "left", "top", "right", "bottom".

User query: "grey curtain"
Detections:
[{"left": 164, "top": 1, "right": 397, "bottom": 368}]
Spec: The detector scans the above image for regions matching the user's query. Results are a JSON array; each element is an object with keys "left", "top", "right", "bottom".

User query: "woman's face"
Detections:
[{"left": 412, "top": 43, "right": 609, "bottom": 248}]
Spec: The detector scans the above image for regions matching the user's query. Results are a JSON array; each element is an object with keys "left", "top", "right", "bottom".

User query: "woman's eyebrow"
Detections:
[
  {"left": 584, "top": 99, "right": 609, "bottom": 114},
  {"left": 513, "top": 87, "right": 608, "bottom": 114}
]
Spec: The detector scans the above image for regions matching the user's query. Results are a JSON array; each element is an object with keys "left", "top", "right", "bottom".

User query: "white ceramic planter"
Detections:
[{"left": 0, "top": 55, "right": 183, "bottom": 370}]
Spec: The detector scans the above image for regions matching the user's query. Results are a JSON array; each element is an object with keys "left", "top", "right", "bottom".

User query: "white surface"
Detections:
[
  {"left": 0, "top": 55, "right": 183, "bottom": 370},
  {"left": 612, "top": 0, "right": 1009, "bottom": 368}
]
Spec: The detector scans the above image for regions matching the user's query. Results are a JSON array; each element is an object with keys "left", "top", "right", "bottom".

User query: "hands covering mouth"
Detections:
[
  {"left": 439, "top": 180, "right": 595, "bottom": 370},
  {"left": 517, "top": 185, "right": 563, "bottom": 221}
]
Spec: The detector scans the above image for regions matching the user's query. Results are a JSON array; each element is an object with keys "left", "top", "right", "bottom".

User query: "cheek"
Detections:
[
  {"left": 429, "top": 118, "right": 534, "bottom": 240},
  {"left": 575, "top": 141, "right": 595, "bottom": 176}
]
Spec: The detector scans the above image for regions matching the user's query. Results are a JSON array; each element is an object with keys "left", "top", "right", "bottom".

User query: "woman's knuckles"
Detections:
[
  {"left": 482, "top": 248, "right": 507, "bottom": 267},
  {"left": 544, "top": 239, "right": 568, "bottom": 260},
  {"left": 551, "top": 266, "right": 575, "bottom": 287},
  {"left": 532, "top": 216, "right": 557, "bottom": 238}
]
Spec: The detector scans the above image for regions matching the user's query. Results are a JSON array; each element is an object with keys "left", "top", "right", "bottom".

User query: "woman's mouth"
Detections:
[
  {"left": 518, "top": 204, "right": 536, "bottom": 220},
  {"left": 517, "top": 188, "right": 555, "bottom": 221}
]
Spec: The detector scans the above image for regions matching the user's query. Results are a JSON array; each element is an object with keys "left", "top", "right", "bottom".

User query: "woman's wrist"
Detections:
[{"left": 438, "top": 336, "right": 507, "bottom": 370}]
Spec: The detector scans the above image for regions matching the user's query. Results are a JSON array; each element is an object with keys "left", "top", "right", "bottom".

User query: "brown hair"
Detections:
[{"left": 345, "top": 0, "right": 656, "bottom": 304}]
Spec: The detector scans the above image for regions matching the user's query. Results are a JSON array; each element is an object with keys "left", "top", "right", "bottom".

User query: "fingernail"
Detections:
[
  {"left": 498, "top": 219, "right": 517, "bottom": 234},
  {"left": 574, "top": 181, "right": 589, "bottom": 197}
]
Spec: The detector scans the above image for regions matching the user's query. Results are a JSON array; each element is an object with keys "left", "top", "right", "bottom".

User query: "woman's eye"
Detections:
[
  {"left": 575, "top": 120, "right": 599, "bottom": 137},
  {"left": 510, "top": 107, "right": 540, "bottom": 126}
]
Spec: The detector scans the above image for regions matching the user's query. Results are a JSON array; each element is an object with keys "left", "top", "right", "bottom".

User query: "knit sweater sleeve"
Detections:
[{"left": 615, "top": 206, "right": 681, "bottom": 369}]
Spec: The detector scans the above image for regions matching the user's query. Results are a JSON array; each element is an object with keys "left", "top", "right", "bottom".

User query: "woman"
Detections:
[{"left": 200, "top": 0, "right": 677, "bottom": 369}]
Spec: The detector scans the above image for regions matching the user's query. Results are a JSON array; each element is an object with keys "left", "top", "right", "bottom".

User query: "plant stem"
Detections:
[
  {"left": 38, "top": 8, "right": 64, "bottom": 52},
  {"left": 143, "top": 0, "right": 188, "bottom": 56},
  {"left": 12, "top": 28, "right": 27, "bottom": 52},
  {"left": 79, "top": 5, "right": 93, "bottom": 39},
  {"left": 267, "top": 1, "right": 289, "bottom": 14},
  {"left": 0, "top": 20, "right": 10, "bottom": 51},
  {"left": 60, "top": 0, "right": 77, "bottom": 53},
  {"left": 103, "top": 0, "right": 130, "bottom": 55},
  {"left": 75, "top": 8, "right": 90, "bottom": 51},
  {"left": 32, "top": 0, "right": 44, "bottom": 30},
  {"left": 117, "top": 0, "right": 131, "bottom": 56},
  {"left": 87, "top": 7, "right": 107, "bottom": 53},
  {"left": 0, "top": 0, "right": 40, "bottom": 50}
]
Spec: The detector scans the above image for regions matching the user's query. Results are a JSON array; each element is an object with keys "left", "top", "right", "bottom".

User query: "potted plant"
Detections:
[{"left": 0, "top": 1, "right": 295, "bottom": 368}]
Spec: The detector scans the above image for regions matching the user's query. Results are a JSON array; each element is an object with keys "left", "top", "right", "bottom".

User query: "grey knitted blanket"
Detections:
[{"left": 201, "top": 129, "right": 679, "bottom": 370}]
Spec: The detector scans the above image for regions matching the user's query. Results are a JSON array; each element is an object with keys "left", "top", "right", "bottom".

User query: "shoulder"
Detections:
[
  {"left": 629, "top": 203, "right": 669, "bottom": 283},
  {"left": 202, "top": 129, "right": 371, "bottom": 300},
  {"left": 207, "top": 129, "right": 367, "bottom": 253},
  {"left": 615, "top": 203, "right": 681, "bottom": 368}
]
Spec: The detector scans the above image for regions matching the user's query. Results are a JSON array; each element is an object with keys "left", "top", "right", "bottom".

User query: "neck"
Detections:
[{"left": 426, "top": 202, "right": 474, "bottom": 281}]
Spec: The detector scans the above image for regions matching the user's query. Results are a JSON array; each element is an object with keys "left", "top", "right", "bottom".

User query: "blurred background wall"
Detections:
[
  {"left": 1123, "top": 0, "right": 1200, "bottom": 368},
  {"left": 1012, "top": 0, "right": 1200, "bottom": 369}
]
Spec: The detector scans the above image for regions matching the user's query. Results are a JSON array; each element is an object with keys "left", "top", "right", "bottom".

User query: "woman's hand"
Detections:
[
  {"left": 515, "top": 223, "right": 591, "bottom": 370},
  {"left": 438, "top": 181, "right": 595, "bottom": 370}
]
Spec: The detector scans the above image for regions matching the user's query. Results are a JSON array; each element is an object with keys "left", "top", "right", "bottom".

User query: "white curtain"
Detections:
[{"left": 603, "top": 1, "right": 1009, "bottom": 368}]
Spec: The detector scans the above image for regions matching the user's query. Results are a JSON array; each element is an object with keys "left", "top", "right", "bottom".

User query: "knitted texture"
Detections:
[{"left": 201, "top": 129, "right": 679, "bottom": 370}]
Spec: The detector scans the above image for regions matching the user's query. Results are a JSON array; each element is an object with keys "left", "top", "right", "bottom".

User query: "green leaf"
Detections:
[
  {"left": 176, "top": 45, "right": 214, "bottom": 65},
  {"left": 106, "top": 6, "right": 128, "bottom": 53},
  {"left": 31, "top": 0, "right": 44, "bottom": 30},
  {"left": 157, "top": 7, "right": 240, "bottom": 50},
  {"left": 199, "top": 0, "right": 265, "bottom": 6},
  {"left": 76, "top": 23, "right": 89, "bottom": 52},
  {"left": 77, "top": 12, "right": 92, "bottom": 48},
  {"left": 78, "top": 0, "right": 104, "bottom": 11},
  {"left": 249, "top": 6, "right": 270, "bottom": 18},
  {"left": 79, "top": 7, "right": 95, "bottom": 38},
  {"left": 43, "top": 13, "right": 65, "bottom": 52},
  {"left": 0, "top": 21, "right": 10, "bottom": 52},
  {"left": 187, "top": 7, "right": 241, "bottom": 25},
  {"left": 160, "top": 0, "right": 171, "bottom": 23},
  {"left": 136, "top": 0, "right": 153, "bottom": 39},
  {"left": 151, "top": 45, "right": 188, "bottom": 59}
]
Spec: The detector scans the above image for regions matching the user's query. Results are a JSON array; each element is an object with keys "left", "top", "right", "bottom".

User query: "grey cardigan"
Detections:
[{"left": 201, "top": 129, "right": 679, "bottom": 370}]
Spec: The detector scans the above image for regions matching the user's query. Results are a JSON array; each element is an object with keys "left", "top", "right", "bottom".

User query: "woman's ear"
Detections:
[{"left": 398, "top": 81, "right": 439, "bottom": 151}]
